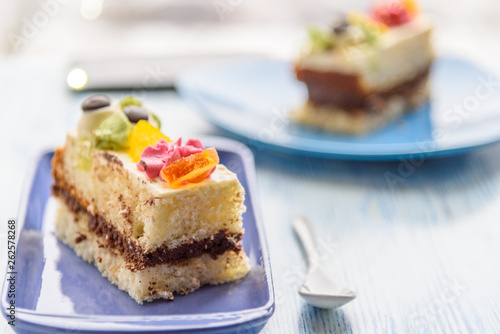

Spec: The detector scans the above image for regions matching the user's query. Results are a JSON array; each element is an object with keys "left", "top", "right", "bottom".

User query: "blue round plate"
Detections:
[{"left": 177, "top": 57, "right": 500, "bottom": 160}]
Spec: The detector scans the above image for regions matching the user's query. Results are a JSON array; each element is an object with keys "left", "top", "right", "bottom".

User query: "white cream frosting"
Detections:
[{"left": 77, "top": 101, "right": 119, "bottom": 138}]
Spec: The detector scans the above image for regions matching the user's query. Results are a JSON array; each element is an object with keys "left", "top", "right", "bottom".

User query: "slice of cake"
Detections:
[
  {"left": 293, "top": 0, "right": 434, "bottom": 134},
  {"left": 51, "top": 95, "right": 250, "bottom": 304}
]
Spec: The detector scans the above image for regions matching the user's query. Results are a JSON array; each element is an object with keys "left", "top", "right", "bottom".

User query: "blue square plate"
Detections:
[{"left": 2, "top": 137, "right": 274, "bottom": 334}]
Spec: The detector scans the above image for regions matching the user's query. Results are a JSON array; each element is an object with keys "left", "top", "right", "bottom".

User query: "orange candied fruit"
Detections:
[
  {"left": 126, "top": 120, "right": 170, "bottom": 162},
  {"left": 160, "top": 147, "right": 219, "bottom": 189},
  {"left": 402, "top": 0, "right": 420, "bottom": 18}
]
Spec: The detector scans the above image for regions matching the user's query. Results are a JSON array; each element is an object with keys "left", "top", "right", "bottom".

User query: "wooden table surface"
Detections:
[{"left": 1, "top": 58, "right": 500, "bottom": 334}]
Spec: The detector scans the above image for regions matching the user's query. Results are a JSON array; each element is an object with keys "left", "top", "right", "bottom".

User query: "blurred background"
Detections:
[{"left": 1, "top": 0, "right": 500, "bottom": 86}]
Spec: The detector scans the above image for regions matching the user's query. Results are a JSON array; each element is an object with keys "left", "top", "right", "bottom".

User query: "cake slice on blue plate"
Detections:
[
  {"left": 293, "top": 0, "right": 434, "bottom": 134},
  {"left": 51, "top": 95, "right": 250, "bottom": 303}
]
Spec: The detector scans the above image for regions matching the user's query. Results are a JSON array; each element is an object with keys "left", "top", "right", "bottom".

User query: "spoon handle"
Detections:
[{"left": 293, "top": 216, "right": 321, "bottom": 265}]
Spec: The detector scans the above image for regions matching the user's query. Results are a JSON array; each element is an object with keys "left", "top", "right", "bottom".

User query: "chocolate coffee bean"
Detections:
[
  {"left": 333, "top": 21, "right": 349, "bottom": 35},
  {"left": 123, "top": 106, "right": 149, "bottom": 123},
  {"left": 82, "top": 94, "right": 111, "bottom": 111}
]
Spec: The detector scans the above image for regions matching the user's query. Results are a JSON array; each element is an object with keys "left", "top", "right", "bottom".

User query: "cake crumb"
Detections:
[{"left": 145, "top": 197, "right": 160, "bottom": 205}]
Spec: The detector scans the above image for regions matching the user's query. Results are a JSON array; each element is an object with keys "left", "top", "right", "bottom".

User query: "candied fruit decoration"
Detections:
[
  {"left": 94, "top": 111, "right": 131, "bottom": 150},
  {"left": 120, "top": 95, "right": 143, "bottom": 109},
  {"left": 402, "top": 0, "right": 420, "bottom": 18},
  {"left": 370, "top": 1, "right": 412, "bottom": 27},
  {"left": 126, "top": 120, "right": 170, "bottom": 162},
  {"left": 308, "top": 26, "right": 335, "bottom": 53},
  {"left": 160, "top": 147, "right": 219, "bottom": 189},
  {"left": 347, "top": 12, "right": 387, "bottom": 45}
]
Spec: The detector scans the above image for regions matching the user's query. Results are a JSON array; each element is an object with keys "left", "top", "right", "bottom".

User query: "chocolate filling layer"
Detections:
[
  {"left": 52, "top": 184, "right": 242, "bottom": 271},
  {"left": 295, "top": 65, "right": 431, "bottom": 112}
]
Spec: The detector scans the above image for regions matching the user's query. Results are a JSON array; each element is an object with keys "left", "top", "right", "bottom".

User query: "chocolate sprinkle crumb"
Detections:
[
  {"left": 75, "top": 233, "right": 87, "bottom": 244},
  {"left": 101, "top": 152, "right": 123, "bottom": 167}
]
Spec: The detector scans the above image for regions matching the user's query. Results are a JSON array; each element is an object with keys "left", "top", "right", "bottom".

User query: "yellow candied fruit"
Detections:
[
  {"left": 402, "top": 0, "right": 420, "bottom": 18},
  {"left": 126, "top": 120, "right": 170, "bottom": 162},
  {"left": 160, "top": 147, "right": 219, "bottom": 189}
]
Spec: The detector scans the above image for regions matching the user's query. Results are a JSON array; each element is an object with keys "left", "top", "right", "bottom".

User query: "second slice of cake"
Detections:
[{"left": 293, "top": 0, "right": 434, "bottom": 134}]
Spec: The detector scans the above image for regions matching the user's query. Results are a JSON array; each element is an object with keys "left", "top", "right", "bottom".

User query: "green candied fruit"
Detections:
[
  {"left": 308, "top": 26, "right": 335, "bottom": 53},
  {"left": 149, "top": 111, "right": 162, "bottom": 129},
  {"left": 76, "top": 139, "right": 94, "bottom": 170},
  {"left": 94, "top": 111, "right": 132, "bottom": 150},
  {"left": 119, "top": 95, "right": 143, "bottom": 109},
  {"left": 347, "top": 12, "right": 383, "bottom": 46}
]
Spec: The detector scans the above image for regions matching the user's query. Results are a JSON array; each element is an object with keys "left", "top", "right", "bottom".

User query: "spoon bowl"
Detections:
[{"left": 293, "top": 216, "right": 357, "bottom": 309}]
